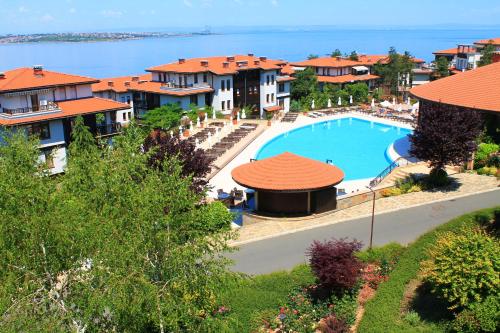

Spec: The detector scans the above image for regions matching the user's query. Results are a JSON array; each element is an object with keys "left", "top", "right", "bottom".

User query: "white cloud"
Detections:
[
  {"left": 18, "top": 6, "right": 28, "bottom": 13},
  {"left": 40, "top": 14, "right": 54, "bottom": 22},
  {"left": 183, "top": 0, "right": 193, "bottom": 7},
  {"left": 271, "top": 0, "right": 278, "bottom": 7},
  {"left": 100, "top": 10, "right": 123, "bottom": 18},
  {"left": 69, "top": 8, "right": 77, "bottom": 14}
]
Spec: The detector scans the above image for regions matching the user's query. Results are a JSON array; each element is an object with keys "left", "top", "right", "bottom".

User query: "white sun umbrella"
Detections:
[
  {"left": 371, "top": 98, "right": 375, "bottom": 108},
  {"left": 237, "top": 111, "right": 240, "bottom": 121},
  {"left": 212, "top": 109, "right": 216, "bottom": 120},
  {"left": 397, "top": 105, "right": 403, "bottom": 112},
  {"left": 207, "top": 131, "right": 212, "bottom": 144},
  {"left": 311, "top": 99, "right": 315, "bottom": 110},
  {"left": 327, "top": 98, "right": 332, "bottom": 108},
  {"left": 178, "top": 126, "right": 183, "bottom": 138},
  {"left": 196, "top": 117, "right": 201, "bottom": 127},
  {"left": 189, "top": 120, "right": 193, "bottom": 129},
  {"left": 170, "top": 130, "right": 174, "bottom": 137},
  {"left": 380, "top": 100, "right": 392, "bottom": 108},
  {"left": 392, "top": 97, "right": 396, "bottom": 106},
  {"left": 407, "top": 96, "right": 411, "bottom": 106},
  {"left": 242, "top": 108, "right": 247, "bottom": 119},
  {"left": 349, "top": 95, "right": 353, "bottom": 104},
  {"left": 338, "top": 96, "right": 342, "bottom": 106}
]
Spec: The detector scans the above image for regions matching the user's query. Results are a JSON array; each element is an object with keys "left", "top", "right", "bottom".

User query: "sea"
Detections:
[{"left": 1, "top": 28, "right": 500, "bottom": 78}]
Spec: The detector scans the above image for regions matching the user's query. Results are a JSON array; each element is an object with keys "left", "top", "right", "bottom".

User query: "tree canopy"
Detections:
[
  {"left": 0, "top": 121, "right": 235, "bottom": 332},
  {"left": 409, "top": 102, "right": 483, "bottom": 172},
  {"left": 373, "top": 47, "right": 415, "bottom": 94},
  {"left": 143, "top": 103, "right": 184, "bottom": 130},
  {"left": 478, "top": 43, "right": 496, "bottom": 67},
  {"left": 291, "top": 67, "right": 318, "bottom": 101},
  {"left": 331, "top": 49, "right": 342, "bottom": 57},
  {"left": 435, "top": 56, "right": 450, "bottom": 78}
]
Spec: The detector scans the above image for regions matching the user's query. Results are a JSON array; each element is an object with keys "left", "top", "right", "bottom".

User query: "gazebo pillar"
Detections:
[
  {"left": 254, "top": 191, "right": 259, "bottom": 211},
  {"left": 307, "top": 191, "right": 311, "bottom": 214}
]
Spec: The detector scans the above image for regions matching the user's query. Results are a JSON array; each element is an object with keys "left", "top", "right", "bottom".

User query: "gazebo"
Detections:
[{"left": 231, "top": 152, "right": 344, "bottom": 215}]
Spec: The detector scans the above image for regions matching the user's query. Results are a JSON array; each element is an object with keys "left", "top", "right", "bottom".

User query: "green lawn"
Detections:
[
  {"left": 217, "top": 264, "right": 315, "bottom": 332},
  {"left": 358, "top": 207, "right": 499, "bottom": 333}
]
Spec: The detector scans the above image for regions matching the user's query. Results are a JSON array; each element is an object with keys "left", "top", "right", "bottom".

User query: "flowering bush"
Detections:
[
  {"left": 317, "top": 314, "right": 350, "bottom": 333},
  {"left": 307, "top": 238, "right": 363, "bottom": 294},
  {"left": 361, "top": 264, "right": 388, "bottom": 289}
]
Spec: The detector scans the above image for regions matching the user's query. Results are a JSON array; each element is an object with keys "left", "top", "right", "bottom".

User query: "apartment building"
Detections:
[
  {"left": 94, "top": 54, "right": 294, "bottom": 119},
  {"left": 0, "top": 66, "right": 131, "bottom": 174}
]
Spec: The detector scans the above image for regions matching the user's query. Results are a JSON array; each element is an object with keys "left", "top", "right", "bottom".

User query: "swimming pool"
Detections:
[{"left": 256, "top": 117, "right": 412, "bottom": 181}]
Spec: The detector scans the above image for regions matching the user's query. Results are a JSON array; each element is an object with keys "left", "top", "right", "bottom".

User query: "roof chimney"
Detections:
[
  {"left": 200, "top": 60, "right": 209, "bottom": 67},
  {"left": 222, "top": 62, "right": 229, "bottom": 68},
  {"left": 107, "top": 81, "right": 114, "bottom": 87},
  {"left": 178, "top": 58, "right": 186, "bottom": 64},
  {"left": 124, "top": 81, "right": 131, "bottom": 87},
  {"left": 248, "top": 53, "right": 254, "bottom": 57},
  {"left": 259, "top": 56, "right": 267, "bottom": 62},
  {"left": 0, "top": 72, "right": 5, "bottom": 80},
  {"left": 131, "top": 76, "right": 139, "bottom": 81},
  {"left": 226, "top": 56, "right": 235, "bottom": 62},
  {"left": 254, "top": 60, "right": 260, "bottom": 66},
  {"left": 33, "top": 65, "right": 43, "bottom": 75},
  {"left": 336, "top": 56, "right": 341, "bottom": 61},
  {"left": 236, "top": 60, "right": 248, "bottom": 67}
]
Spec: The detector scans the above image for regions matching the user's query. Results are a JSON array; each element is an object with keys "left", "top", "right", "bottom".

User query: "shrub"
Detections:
[
  {"left": 317, "top": 314, "right": 350, "bottom": 333},
  {"left": 380, "top": 187, "right": 402, "bottom": 197},
  {"left": 487, "top": 154, "right": 500, "bottom": 167},
  {"left": 474, "top": 143, "right": 499, "bottom": 167},
  {"left": 403, "top": 310, "right": 421, "bottom": 326},
  {"left": 427, "top": 168, "right": 450, "bottom": 187},
  {"left": 422, "top": 228, "right": 500, "bottom": 310},
  {"left": 356, "top": 242, "right": 405, "bottom": 264},
  {"left": 307, "top": 238, "right": 363, "bottom": 294},
  {"left": 290, "top": 100, "right": 301, "bottom": 112},
  {"left": 464, "top": 296, "right": 500, "bottom": 332},
  {"left": 452, "top": 310, "right": 481, "bottom": 333},
  {"left": 329, "top": 293, "right": 358, "bottom": 326}
]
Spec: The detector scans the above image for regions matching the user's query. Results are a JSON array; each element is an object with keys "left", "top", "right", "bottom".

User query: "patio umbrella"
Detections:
[
  {"left": 196, "top": 117, "right": 200, "bottom": 127},
  {"left": 237, "top": 111, "right": 240, "bottom": 121},
  {"left": 311, "top": 99, "right": 315, "bottom": 109},
  {"left": 371, "top": 98, "right": 375, "bottom": 108},
  {"left": 338, "top": 96, "right": 342, "bottom": 106},
  {"left": 397, "top": 105, "right": 403, "bottom": 112},
  {"left": 189, "top": 120, "right": 193, "bottom": 129},
  {"left": 380, "top": 100, "right": 392, "bottom": 108},
  {"left": 242, "top": 108, "right": 247, "bottom": 119},
  {"left": 170, "top": 130, "right": 174, "bottom": 137},
  {"left": 327, "top": 98, "right": 332, "bottom": 108},
  {"left": 407, "top": 96, "right": 411, "bottom": 105},
  {"left": 392, "top": 97, "right": 396, "bottom": 106},
  {"left": 349, "top": 95, "right": 353, "bottom": 104},
  {"left": 212, "top": 109, "right": 216, "bottom": 120}
]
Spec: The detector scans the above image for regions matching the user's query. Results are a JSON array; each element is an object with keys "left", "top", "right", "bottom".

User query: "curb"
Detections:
[{"left": 230, "top": 187, "right": 500, "bottom": 247}]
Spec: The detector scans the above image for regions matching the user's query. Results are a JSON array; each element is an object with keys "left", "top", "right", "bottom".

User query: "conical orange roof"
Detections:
[{"left": 231, "top": 152, "right": 344, "bottom": 192}]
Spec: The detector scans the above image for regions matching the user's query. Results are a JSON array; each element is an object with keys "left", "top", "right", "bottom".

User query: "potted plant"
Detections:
[
  {"left": 180, "top": 116, "right": 191, "bottom": 137},
  {"left": 266, "top": 112, "right": 273, "bottom": 126}
]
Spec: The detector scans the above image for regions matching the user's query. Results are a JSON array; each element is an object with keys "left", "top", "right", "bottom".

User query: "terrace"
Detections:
[{"left": 1, "top": 101, "right": 60, "bottom": 116}]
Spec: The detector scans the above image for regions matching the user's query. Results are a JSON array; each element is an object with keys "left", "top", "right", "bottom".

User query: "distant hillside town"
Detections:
[{"left": 0, "top": 30, "right": 214, "bottom": 44}]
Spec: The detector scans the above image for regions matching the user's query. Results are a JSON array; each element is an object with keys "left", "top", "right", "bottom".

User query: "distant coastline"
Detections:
[{"left": 0, "top": 31, "right": 216, "bottom": 44}]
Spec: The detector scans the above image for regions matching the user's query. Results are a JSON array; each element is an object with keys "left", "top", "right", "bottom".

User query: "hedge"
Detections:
[{"left": 358, "top": 207, "right": 499, "bottom": 333}]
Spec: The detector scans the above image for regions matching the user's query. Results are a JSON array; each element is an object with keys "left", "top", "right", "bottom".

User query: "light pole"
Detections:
[{"left": 366, "top": 186, "right": 376, "bottom": 249}]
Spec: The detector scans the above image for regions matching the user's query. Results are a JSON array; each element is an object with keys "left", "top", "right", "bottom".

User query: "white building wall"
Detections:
[
  {"left": 211, "top": 75, "right": 233, "bottom": 114},
  {"left": 259, "top": 70, "right": 278, "bottom": 116},
  {"left": 76, "top": 84, "right": 93, "bottom": 98}
]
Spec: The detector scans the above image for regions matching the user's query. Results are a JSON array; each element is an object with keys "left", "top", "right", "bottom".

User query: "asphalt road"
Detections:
[{"left": 229, "top": 189, "right": 500, "bottom": 275}]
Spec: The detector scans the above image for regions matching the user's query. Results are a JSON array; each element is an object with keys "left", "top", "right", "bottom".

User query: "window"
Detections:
[
  {"left": 126, "top": 96, "right": 131, "bottom": 104},
  {"left": 42, "top": 148, "right": 55, "bottom": 168},
  {"left": 221, "top": 80, "right": 225, "bottom": 91},
  {"left": 128, "top": 112, "right": 132, "bottom": 120},
  {"left": 194, "top": 74, "right": 198, "bottom": 84},
  {"left": 123, "top": 113, "right": 127, "bottom": 121},
  {"left": 266, "top": 75, "right": 270, "bottom": 85},
  {"left": 203, "top": 73, "right": 208, "bottom": 82},
  {"left": 278, "top": 83, "right": 285, "bottom": 93},
  {"left": 221, "top": 101, "right": 225, "bottom": 110},
  {"left": 271, "top": 93, "right": 275, "bottom": 102},
  {"left": 178, "top": 77, "right": 182, "bottom": 86},
  {"left": 121, "top": 96, "right": 126, "bottom": 103},
  {"left": 190, "top": 94, "right": 198, "bottom": 105},
  {"left": 227, "top": 100, "right": 231, "bottom": 110},
  {"left": 28, "top": 122, "right": 50, "bottom": 140},
  {"left": 236, "top": 88, "right": 240, "bottom": 96},
  {"left": 271, "top": 75, "right": 275, "bottom": 84},
  {"left": 266, "top": 94, "right": 270, "bottom": 103},
  {"left": 226, "top": 79, "right": 231, "bottom": 90}
]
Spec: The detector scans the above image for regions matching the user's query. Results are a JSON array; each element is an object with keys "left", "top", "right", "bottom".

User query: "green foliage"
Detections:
[
  {"left": 435, "top": 57, "right": 450, "bottom": 78},
  {"left": 373, "top": 47, "right": 414, "bottom": 94},
  {"left": 427, "top": 168, "right": 450, "bottom": 187},
  {"left": 331, "top": 49, "right": 342, "bottom": 57},
  {"left": 0, "top": 125, "right": 236, "bottom": 332},
  {"left": 404, "top": 310, "right": 421, "bottom": 326},
  {"left": 371, "top": 87, "right": 382, "bottom": 101},
  {"left": 143, "top": 103, "right": 183, "bottom": 130},
  {"left": 308, "top": 54, "right": 319, "bottom": 59},
  {"left": 422, "top": 228, "right": 499, "bottom": 310},
  {"left": 358, "top": 207, "right": 499, "bottom": 333},
  {"left": 345, "top": 83, "right": 369, "bottom": 103},
  {"left": 290, "top": 99, "right": 302, "bottom": 112},
  {"left": 356, "top": 242, "right": 405, "bottom": 264},
  {"left": 465, "top": 296, "right": 500, "bottom": 332},
  {"left": 478, "top": 43, "right": 496, "bottom": 67},
  {"left": 348, "top": 51, "right": 359, "bottom": 61},
  {"left": 477, "top": 166, "right": 498, "bottom": 176},
  {"left": 291, "top": 67, "right": 318, "bottom": 101},
  {"left": 474, "top": 142, "right": 499, "bottom": 168}
]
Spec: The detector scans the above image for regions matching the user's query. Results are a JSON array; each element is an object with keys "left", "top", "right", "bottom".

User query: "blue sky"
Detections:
[{"left": 1, "top": 0, "right": 500, "bottom": 34}]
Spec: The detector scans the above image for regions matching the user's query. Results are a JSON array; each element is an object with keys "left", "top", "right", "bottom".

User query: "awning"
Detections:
[
  {"left": 352, "top": 66, "right": 369, "bottom": 72},
  {"left": 264, "top": 105, "right": 283, "bottom": 112}
]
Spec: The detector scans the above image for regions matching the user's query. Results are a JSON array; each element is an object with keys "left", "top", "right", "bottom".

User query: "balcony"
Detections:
[
  {"left": 1, "top": 101, "right": 59, "bottom": 116},
  {"left": 96, "top": 122, "right": 122, "bottom": 137},
  {"left": 160, "top": 82, "right": 212, "bottom": 92}
]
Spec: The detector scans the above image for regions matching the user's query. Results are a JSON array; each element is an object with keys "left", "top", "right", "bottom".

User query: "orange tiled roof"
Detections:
[
  {"left": 0, "top": 67, "right": 98, "bottom": 93},
  {"left": 147, "top": 55, "right": 286, "bottom": 75},
  {"left": 276, "top": 76, "right": 296, "bottom": 82},
  {"left": 92, "top": 74, "right": 152, "bottom": 93},
  {"left": 474, "top": 37, "right": 500, "bottom": 46},
  {"left": 293, "top": 55, "right": 424, "bottom": 68},
  {"left": 0, "top": 97, "right": 130, "bottom": 126},
  {"left": 317, "top": 74, "right": 380, "bottom": 84},
  {"left": 231, "top": 152, "right": 344, "bottom": 192},
  {"left": 410, "top": 61, "right": 500, "bottom": 112},
  {"left": 433, "top": 47, "right": 458, "bottom": 55},
  {"left": 280, "top": 64, "right": 296, "bottom": 75}
]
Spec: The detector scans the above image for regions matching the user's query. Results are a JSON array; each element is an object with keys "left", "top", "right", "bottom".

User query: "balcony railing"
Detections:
[
  {"left": 96, "top": 123, "right": 122, "bottom": 137},
  {"left": 160, "top": 82, "right": 211, "bottom": 92},
  {"left": 2, "top": 102, "right": 59, "bottom": 115}
]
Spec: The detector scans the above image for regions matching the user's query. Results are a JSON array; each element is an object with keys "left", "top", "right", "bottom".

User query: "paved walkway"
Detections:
[
  {"left": 230, "top": 172, "right": 499, "bottom": 246},
  {"left": 228, "top": 188, "right": 500, "bottom": 275}
]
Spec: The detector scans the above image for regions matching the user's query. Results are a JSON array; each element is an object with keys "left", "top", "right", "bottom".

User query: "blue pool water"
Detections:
[{"left": 256, "top": 118, "right": 412, "bottom": 181}]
